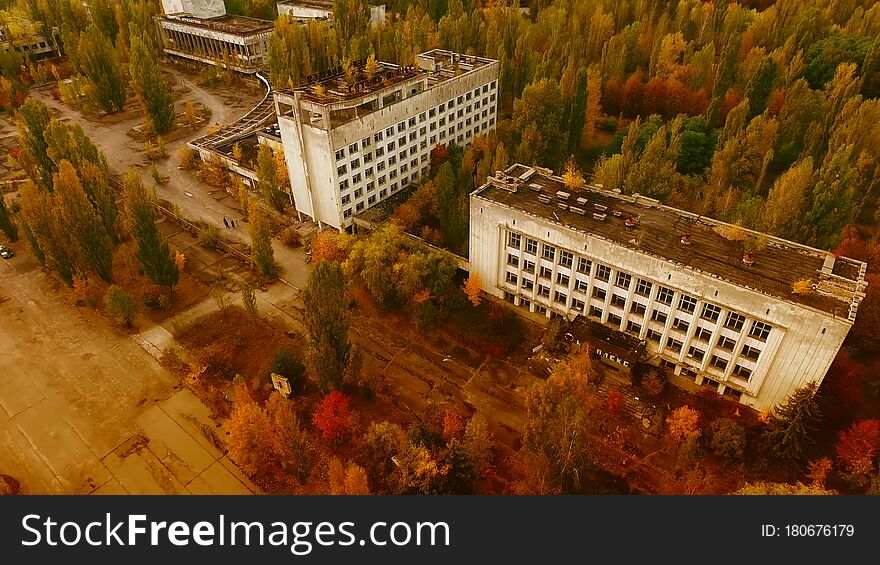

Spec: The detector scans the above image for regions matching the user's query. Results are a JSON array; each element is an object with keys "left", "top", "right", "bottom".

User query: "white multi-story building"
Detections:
[
  {"left": 469, "top": 164, "right": 868, "bottom": 411},
  {"left": 277, "top": 0, "right": 386, "bottom": 27},
  {"left": 274, "top": 49, "right": 499, "bottom": 229}
]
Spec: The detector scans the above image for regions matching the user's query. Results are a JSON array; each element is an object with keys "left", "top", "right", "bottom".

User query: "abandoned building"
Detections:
[
  {"left": 276, "top": 0, "right": 386, "bottom": 27},
  {"left": 156, "top": 0, "right": 274, "bottom": 74},
  {"left": 273, "top": 49, "right": 499, "bottom": 228},
  {"left": 468, "top": 164, "right": 868, "bottom": 411}
]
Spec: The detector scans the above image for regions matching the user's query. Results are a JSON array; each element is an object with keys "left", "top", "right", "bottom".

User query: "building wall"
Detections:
[
  {"left": 276, "top": 3, "right": 386, "bottom": 27},
  {"left": 469, "top": 197, "right": 854, "bottom": 411},
  {"left": 162, "top": 0, "right": 226, "bottom": 18},
  {"left": 276, "top": 60, "right": 499, "bottom": 229},
  {"left": 157, "top": 19, "right": 272, "bottom": 72}
]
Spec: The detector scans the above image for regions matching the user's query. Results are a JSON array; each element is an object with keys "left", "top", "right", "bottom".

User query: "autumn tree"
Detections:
[
  {"left": 745, "top": 56, "right": 778, "bottom": 120},
  {"left": 122, "top": 170, "right": 179, "bottom": 294},
  {"left": 248, "top": 205, "right": 277, "bottom": 278},
  {"left": 734, "top": 481, "right": 836, "bottom": 495},
  {"left": 364, "top": 421, "right": 405, "bottom": 492},
  {"left": 522, "top": 356, "right": 597, "bottom": 493},
  {"left": 69, "top": 24, "right": 127, "bottom": 113},
  {"left": 312, "top": 390, "right": 352, "bottom": 442},
  {"left": 255, "top": 143, "right": 288, "bottom": 212},
  {"left": 708, "top": 418, "right": 747, "bottom": 462},
  {"left": 241, "top": 283, "right": 258, "bottom": 321},
  {"left": 128, "top": 26, "right": 174, "bottom": 134},
  {"left": 763, "top": 382, "right": 822, "bottom": 462},
  {"left": 666, "top": 406, "right": 702, "bottom": 444},
  {"left": 227, "top": 391, "right": 312, "bottom": 486},
  {"left": 463, "top": 273, "right": 481, "bottom": 307},
  {"left": 0, "top": 194, "right": 17, "bottom": 242},
  {"left": 15, "top": 98, "right": 54, "bottom": 190},
  {"left": 562, "top": 155, "right": 585, "bottom": 190},
  {"left": 760, "top": 157, "right": 814, "bottom": 239},
  {"left": 53, "top": 161, "right": 113, "bottom": 282},
  {"left": 328, "top": 457, "right": 370, "bottom": 495},
  {"left": 19, "top": 182, "right": 74, "bottom": 282},
  {"left": 836, "top": 419, "right": 880, "bottom": 485},
  {"left": 302, "top": 260, "right": 350, "bottom": 393},
  {"left": 310, "top": 230, "right": 349, "bottom": 262}
]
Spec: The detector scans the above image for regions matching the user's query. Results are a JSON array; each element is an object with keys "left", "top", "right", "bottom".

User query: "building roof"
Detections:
[
  {"left": 275, "top": 50, "right": 497, "bottom": 105},
  {"left": 472, "top": 164, "right": 868, "bottom": 319},
  {"left": 277, "top": 0, "right": 334, "bottom": 8},
  {"left": 160, "top": 14, "right": 275, "bottom": 35}
]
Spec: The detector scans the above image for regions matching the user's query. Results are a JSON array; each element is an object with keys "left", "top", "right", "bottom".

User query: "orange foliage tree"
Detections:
[
  {"left": 310, "top": 230, "right": 349, "bottom": 262},
  {"left": 463, "top": 273, "right": 482, "bottom": 307},
  {"left": 312, "top": 391, "right": 352, "bottom": 442},
  {"left": 666, "top": 405, "right": 702, "bottom": 443},
  {"left": 227, "top": 391, "right": 312, "bottom": 487},
  {"left": 836, "top": 419, "right": 880, "bottom": 479}
]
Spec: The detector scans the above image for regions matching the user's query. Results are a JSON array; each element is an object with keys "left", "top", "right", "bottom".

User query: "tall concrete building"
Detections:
[
  {"left": 156, "top": 0, "right": 274, "bottom": 74},
  {"left": 274, "top": 49, "right": 499, "bottom": 229},
  {"left": 469, "top": 164, "right": 868, "bottom": 411}
]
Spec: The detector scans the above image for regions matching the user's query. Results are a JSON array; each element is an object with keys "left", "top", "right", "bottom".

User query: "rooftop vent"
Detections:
[
  {"left": 556, "top": 191, "right": 571, "bottom": 201},
  {"left": 612, "top": 210, "right": 623, "bottom": 217},
  {"left": 593, "top": 213, "right": 606, "bottom": 221},
  {"left": 529, "top": 183, "right": 543, "bottom": 192},
  {"left": 821, "top": 254, "right": 836, "bottom": 275},
  {"left": 557, "top": 203, "right": 568, "bottom": 210},
  {"left": 576, "top": 197, "right": 588, "bottom": 206},
  {"left": 570, "top": 206, "right": 586, "bottom": 215},
  {"left": 680, "top": 233, "right": 693, "bottom": 245},
  {"left": 593, "top": 203, "right": 607, "bottom": 212},
  {"left": 537, "top": 194, "right": 552, "bottom": 204}
]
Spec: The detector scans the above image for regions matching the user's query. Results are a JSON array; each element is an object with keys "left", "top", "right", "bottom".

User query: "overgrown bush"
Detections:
[
  {"left": 280, "top": 226, "right": 303, "bottom": 247},
  {"left": 269, "top": 347, "right": 306, "bottom": 394},
  {"left": 105, "top": 285, "right": 136, "bottom": 328},
  {"left": 708, "top": 418, "right": 747, "bottom": 462}
]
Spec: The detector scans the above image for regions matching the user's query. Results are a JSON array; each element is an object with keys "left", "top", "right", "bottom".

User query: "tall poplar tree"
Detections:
[{"left": 128, "top": 26, "right": 174, "bottom": 134}]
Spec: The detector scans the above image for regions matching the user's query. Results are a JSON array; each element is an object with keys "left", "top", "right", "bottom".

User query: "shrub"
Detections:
[
  {"left": 105, "top": 285, "right": 137, "bottom": 328},
  {"left": 178, "top": 146, "right": 196, "bottom": 170},
  {"left": 269, "top": 347, "right": 306, "bottom": 394},
  {"left": 280, "top": 226, "right": 303, "bottom": 247},
  {"left": 197, "top": 223, "right": 220, "bottom": 248},
  {"left": 708, "top": 418, "right": 747, "bottom": 462},
  {"left": 641, "top": 369, "right": 666, "bottom": 397}
]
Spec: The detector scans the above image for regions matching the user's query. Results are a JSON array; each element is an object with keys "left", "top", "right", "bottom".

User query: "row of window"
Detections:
[{"left": 507, "top": 232, "right": 773, "bottom": 341}]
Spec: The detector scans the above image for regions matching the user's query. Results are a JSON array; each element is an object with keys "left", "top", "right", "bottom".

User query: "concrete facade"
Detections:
[
  {"left": 274, "top": 50, "right": 499, "bottom": 229},
  {"left": 469, "top": 165, "right": 868, "bottom": 412},
  {"left": 276, "top": 1, "right": 386, "bottom": 27},
  {"left": 161, "top": 0, "right": 227, "bottom": 19},
  {"left": 155, "top": 15, "right": 274, "bottom": 74}
]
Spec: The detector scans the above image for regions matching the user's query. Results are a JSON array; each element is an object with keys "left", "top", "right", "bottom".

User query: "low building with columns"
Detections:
[
  {"left": 156, "top": 0, "right": 274, "bottom": 74},
  {"left": 469, "top": 164, "right": 868, "bottom": 411}
]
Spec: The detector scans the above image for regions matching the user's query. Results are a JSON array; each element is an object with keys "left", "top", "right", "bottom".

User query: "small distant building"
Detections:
[
  {"left": 276, "top": 0, "right": 386, "bottom": 27},
  {"left": 156, "top": 0, "right": 274, "bottom": 74},
  {"left": 0, "top": 19, "right": 60, "bottom": 61},
  {"left": 273, "top": 50, "right": 499, "bottom": 229},
  {"left": 469, "top": 164, "right": 869, "bottom": 411}
]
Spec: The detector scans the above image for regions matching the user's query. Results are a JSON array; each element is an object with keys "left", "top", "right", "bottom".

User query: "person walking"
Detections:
[
  {"left": 231, "top": 219, "right": 236, "bottom": 228},
  {"left": 223, "top": 216, "right": 229, "bottom": 228}
]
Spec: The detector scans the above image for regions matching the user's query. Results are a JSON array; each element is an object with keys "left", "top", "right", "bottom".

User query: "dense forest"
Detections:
[{"left": 266, "top": 0, "right": 880, "bottom": 253}]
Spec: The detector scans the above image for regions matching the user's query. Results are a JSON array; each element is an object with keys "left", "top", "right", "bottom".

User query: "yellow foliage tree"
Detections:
[
  {"left": 562, "top": 156, "right": 585, "bottom": 190},
  {"left": 666, "top": 405, "right": 701, "bottom": 443},
  {"left": 792, "top": 279, "right": 813, "bottom": 294},
  {"left": 173, "top": 251, "right": 186, "bottom": 273},
  {"left": 463, "top": 273, "right": 482, "bottom": 307}
]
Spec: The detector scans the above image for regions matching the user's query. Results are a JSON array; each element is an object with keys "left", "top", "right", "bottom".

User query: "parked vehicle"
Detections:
[{"left": 0, "top": 245, "right": 12, "bottom": 259}]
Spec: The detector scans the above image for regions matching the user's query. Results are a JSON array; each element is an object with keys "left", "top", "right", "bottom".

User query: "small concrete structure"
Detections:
[{"left": 276, "top": 0, "right": 386, "bottom": 27}]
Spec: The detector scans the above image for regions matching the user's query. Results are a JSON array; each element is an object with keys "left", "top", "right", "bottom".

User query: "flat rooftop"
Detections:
[
  {"left": 277, "top": 0, "right": 333, "bottom": 8},
  {"left": 473, "top": 165, "right": 868, "bottom": 319},
  {"left": 276, "top": 49, "right": 497, "bottom": 105},
  {"left": 161, "top": 14, "right": 275, "bottom": 35}
]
